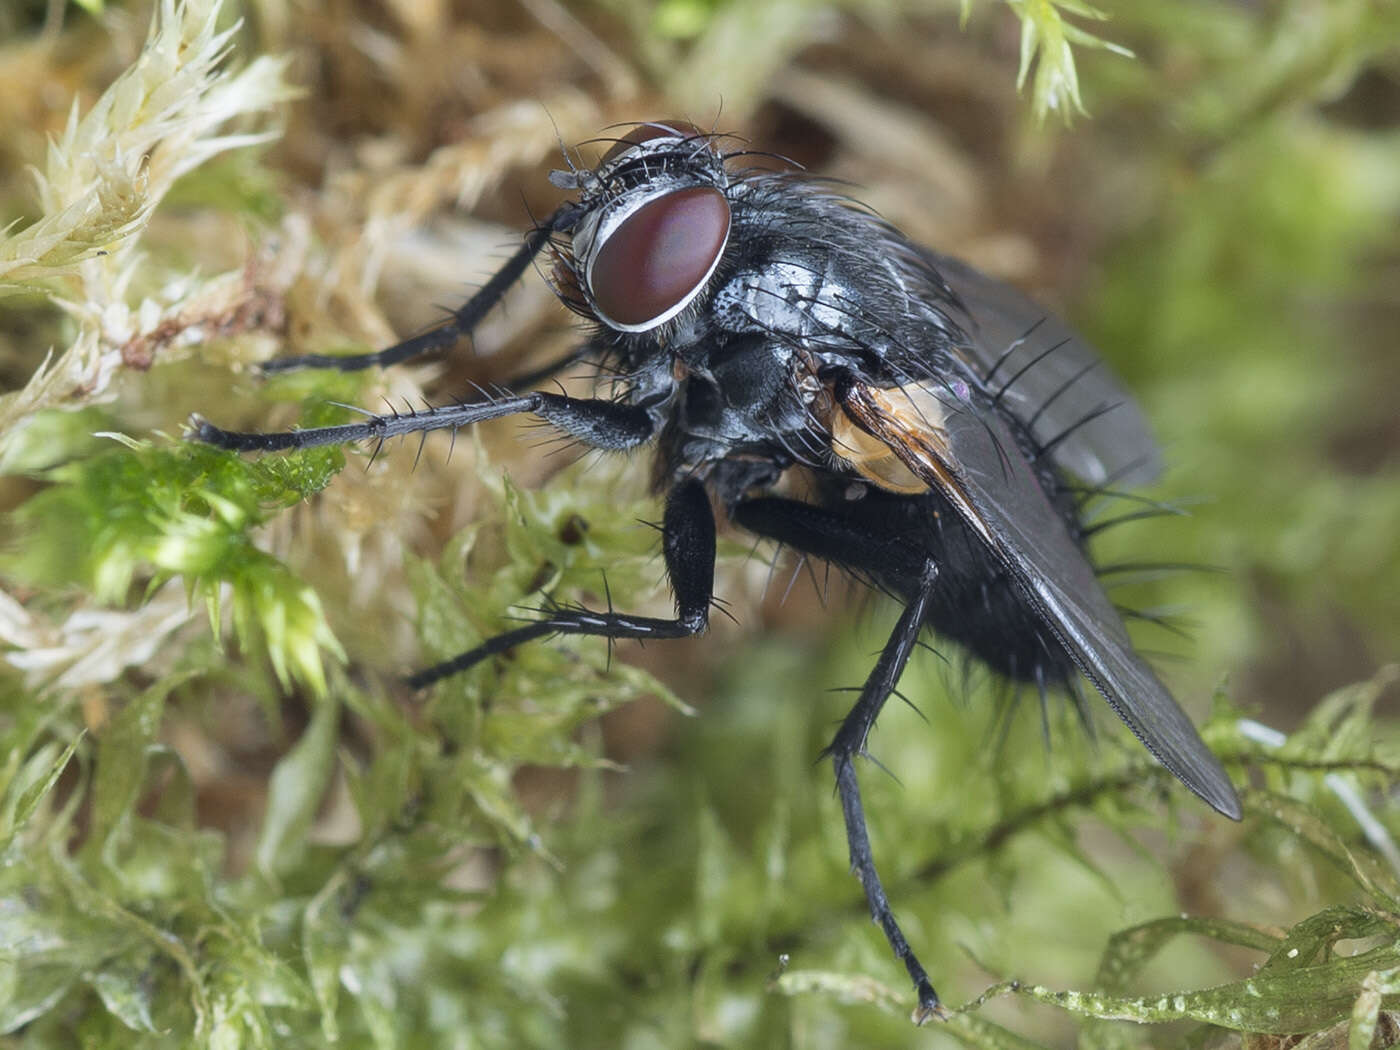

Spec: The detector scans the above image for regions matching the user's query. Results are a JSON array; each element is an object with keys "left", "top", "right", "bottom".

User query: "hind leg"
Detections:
[{"left": 733, "top": 495, "right": 945, "bottom": 1021}]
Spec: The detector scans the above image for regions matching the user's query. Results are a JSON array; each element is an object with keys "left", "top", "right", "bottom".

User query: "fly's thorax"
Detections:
[
  {"left": 710, "top": 260, "right": 855, "bottom": 344},
  {"left": 672, "top": 336, "right": 817, "bottom": 440}
]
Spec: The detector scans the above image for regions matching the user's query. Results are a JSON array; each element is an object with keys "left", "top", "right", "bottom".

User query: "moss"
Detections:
[{"left": 2, "top": 0, "right": 1399, "bottom": 1047}]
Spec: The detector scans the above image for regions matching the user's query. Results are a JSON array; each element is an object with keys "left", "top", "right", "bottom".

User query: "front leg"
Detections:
[
  {"left": 411, "top": 478, "right": 716, "bottom": 687},
  {"left": 192, "top": 389, "right": 657, "bottom": 454},
  {"left": 260, "top": 203, "right": 582, "bottom": 374}
]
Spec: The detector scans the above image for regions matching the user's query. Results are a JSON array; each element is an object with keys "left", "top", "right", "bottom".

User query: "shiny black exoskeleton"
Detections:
[{"left": 194, "top": 122, "right": 1240, "bottom": 1022}]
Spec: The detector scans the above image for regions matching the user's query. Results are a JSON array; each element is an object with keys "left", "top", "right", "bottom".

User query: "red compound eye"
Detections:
[
  {"left": 589, "top": 186, "right": 730, "bottom": 330},
  {"left": 600, "top": 121, "right": 708, "bottom": 165}
]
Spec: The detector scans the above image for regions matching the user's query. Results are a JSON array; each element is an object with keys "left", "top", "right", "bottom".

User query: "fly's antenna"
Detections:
[{"left": 542, "top": 105, "right": 576, "bottom": 176}]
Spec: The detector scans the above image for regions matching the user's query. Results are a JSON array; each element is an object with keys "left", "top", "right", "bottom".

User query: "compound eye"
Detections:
[
  {"left": 601, "top": 120, "right": 707, "bottom": 165},
  {"left": 589, "top": 186, "right": 731, "bottom": 330}
]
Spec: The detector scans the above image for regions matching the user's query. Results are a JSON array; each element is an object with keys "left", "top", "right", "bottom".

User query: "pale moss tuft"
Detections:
[
  {"left": 0, "top": 582, "right": 192, "bottom": 692},
  {"left": 0, "top": 0, "right": 297, "bottom": 444},
  {"left": 1005, "top": 0, "right": 1132, "bottom": 120}
]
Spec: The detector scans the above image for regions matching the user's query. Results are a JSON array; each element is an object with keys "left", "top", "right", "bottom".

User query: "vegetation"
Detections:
[{"left": 1, "top": 0, "right": 1397, "bottom": 1046}]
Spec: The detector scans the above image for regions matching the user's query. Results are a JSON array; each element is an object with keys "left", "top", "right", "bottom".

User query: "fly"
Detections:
[{"left": 192, "top": 121, "right": 1242, "bottom": 1022}]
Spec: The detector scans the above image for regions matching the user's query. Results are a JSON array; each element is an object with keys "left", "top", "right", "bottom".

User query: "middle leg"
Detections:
[{"left": 411, "top": 478, "right": 716, "bottom": 687}]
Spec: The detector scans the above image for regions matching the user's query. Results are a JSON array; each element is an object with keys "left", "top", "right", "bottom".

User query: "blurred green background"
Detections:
[{"left": 1, "top": 1, "right": 1398, "bottom": 1047}]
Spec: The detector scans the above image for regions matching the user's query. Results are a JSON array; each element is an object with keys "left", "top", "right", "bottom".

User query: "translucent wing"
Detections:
[
  {"left": 838, "top": 379, "right": 1241, "bottom": 819},
  {"left": 924, "top": 250, "right": 1162, "bottom": 488}
]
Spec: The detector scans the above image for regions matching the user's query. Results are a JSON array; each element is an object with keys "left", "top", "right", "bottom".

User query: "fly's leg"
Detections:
[
  {"left": 828, "top": 563, "right": 943, "bottom": 1022},
  {"left": 731, "top": 497, "right": 926, "bottom": 581},
  {"left": 195, "top": 388, "right": 661, "bottom": 662},
  {"left": 260, "top": 203, "right": 581, "bottom": 374},
  {"left": 195, "top": 398, "right": 713, "bottom": 689},
  {"left": 732, "top": 496, "right": 945, "bottom": 1022},
  {"left": 411, "top": 479, "right": 715, "bottom": 687},
  {"left": 192, "top": 389, "right": 655, "bottom": 454}
]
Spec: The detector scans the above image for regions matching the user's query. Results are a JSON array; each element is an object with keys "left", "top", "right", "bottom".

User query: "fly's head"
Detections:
[
  {"left": 545, "top": 124, "right": 844, "bottom": 481},
  {"left": 548, "top": 121, "right": 733, "bottom": 334}
]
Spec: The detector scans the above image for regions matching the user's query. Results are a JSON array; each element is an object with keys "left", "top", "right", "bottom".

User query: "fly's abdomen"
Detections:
[{"left": 823, "top": 481, "right": 1080, "bottom": 684}]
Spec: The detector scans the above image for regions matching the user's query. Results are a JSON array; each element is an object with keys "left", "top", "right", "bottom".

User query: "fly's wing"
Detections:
[
  {"left": 922, "top": 250, "right": 1162, "bottom": 489},
  {"left": 839, "top": 380, "right": 1241, "bottom": 819}
]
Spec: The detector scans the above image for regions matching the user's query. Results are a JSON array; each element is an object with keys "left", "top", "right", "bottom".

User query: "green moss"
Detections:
[
  {"left": 2, "top": 0, "right": 1399, "bottom": 1046},
  {"left": 6, "top": 427, "right": 347, "bottom": 694}
]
